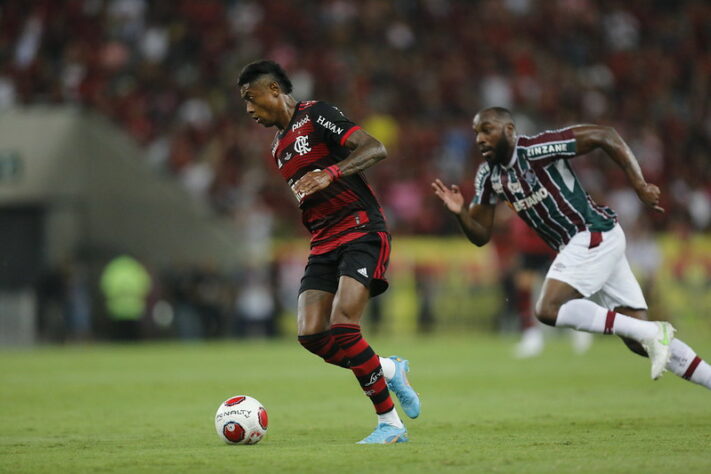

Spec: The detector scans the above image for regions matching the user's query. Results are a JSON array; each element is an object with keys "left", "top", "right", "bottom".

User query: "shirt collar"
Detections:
[{"left": 503, "top": 136, "right": 519, "bottom": 169}]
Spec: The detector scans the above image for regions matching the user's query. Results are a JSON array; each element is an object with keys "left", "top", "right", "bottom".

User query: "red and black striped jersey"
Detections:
[{"left": 271, "top": 100, "right": 387, "bottom": 254}]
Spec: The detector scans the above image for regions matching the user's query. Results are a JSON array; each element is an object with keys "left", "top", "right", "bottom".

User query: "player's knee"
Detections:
[
  {"left": 298, "top": 325, "right": 321, "bottom": 338},
  {"left": 330, "top": 305, "right": 358, "bottom": 325},
  {"left": 534, "top": 299, "right": 559, "bottom": 327},
  {"left": 297, "top": 314, "right": 329, "bottom": 337}
]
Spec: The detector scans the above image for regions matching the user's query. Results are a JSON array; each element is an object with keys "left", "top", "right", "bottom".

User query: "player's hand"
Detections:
[
  {"left": 293, "top": 170, "right": 333, "bottom": 197},
  {"left": 432, "top": 178, "right": 465, "bottom": 214},
  {"left": 636, "top": 182, "right": 664, "bottom": 213}
]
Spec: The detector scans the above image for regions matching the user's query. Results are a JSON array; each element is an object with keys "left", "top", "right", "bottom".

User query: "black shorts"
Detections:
[{"left": 299, "top": 232, "right": 391, "bottom": 297}]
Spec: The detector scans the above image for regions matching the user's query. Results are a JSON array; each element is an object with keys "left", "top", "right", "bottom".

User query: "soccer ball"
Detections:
[{"left": 214, "top": 395, "right": 268, "bottom": 445}]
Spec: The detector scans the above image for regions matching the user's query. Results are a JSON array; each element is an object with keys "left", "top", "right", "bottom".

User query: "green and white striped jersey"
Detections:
[{"left": 473, "top": 127, "right": 617, "bottom": 250}]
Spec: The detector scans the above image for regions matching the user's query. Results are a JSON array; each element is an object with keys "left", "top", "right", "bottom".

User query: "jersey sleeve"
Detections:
[
  {"left": 472, "top": 162, "right": 498, "bottom": 206},
  {"left": 311, "top": 101, "right": 361, "bottom": 147},
  {"left": 518, "top": 127, "right": 576, "bottom": 163}
]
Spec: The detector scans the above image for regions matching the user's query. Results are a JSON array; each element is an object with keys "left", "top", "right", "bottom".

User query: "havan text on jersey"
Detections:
[{"left": 316, "top": 115, "right": 344, "bottom": 135}]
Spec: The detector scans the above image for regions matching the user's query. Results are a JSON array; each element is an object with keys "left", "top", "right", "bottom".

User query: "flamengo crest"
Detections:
[{"left": 294, "top": 135, "right": 311, "bottom": 156}]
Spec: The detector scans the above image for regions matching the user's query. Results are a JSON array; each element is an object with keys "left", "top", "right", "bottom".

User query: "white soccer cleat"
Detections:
[
  {"left": 641, "top": 321, "right": 676, "bottom": 380},
  {"left": 514, "top": 327, "right": 544, "bottom": 359}
]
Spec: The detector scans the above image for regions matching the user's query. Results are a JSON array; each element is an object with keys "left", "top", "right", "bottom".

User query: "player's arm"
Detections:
[
  {"left": 431, "top": 179, "right": 496, "bottom": 246},
  {"left": 335, "top": 128, "right": 387, "bottom": 175},
  {"left": 572, "top": 125, "right": 664, "bottom": 213},
  {"left": 292, "top": 129, "right": 385, "bottom": 197}
]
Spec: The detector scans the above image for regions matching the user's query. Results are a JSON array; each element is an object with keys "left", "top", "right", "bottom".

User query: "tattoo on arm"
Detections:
[{"left": 336, "top": 129, "right": 387, "bottom": 176}]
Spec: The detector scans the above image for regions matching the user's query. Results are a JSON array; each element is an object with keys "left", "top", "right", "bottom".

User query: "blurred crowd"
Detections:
[
  {"left": 36, "top": 253, "right": 288, "bottom": 342},
  {"left": 1, "top": 0, "right": 709, "bottom": 342},
  {"left": 1, "top": 0, "right": 709, "bottom": 238}
]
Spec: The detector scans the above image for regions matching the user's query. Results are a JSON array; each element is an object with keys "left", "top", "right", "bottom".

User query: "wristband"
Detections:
[{"left": 324, "top": 165, "right": 343, "bottom": 181}]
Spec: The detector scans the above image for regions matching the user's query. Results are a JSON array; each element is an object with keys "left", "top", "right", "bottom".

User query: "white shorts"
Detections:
[{"left": 545, "top": 224, "right": 647, "bottom": 310}]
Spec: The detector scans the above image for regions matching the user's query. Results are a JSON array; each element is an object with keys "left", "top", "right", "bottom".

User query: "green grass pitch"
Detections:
[{"left": 2, "top": 333, "right": 710, "bottom": 473}]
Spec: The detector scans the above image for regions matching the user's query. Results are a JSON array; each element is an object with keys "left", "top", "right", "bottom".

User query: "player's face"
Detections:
[
  {"left": 240, "top": 80, "right": 281, "bottom": 128},
  {"left": 473, "top": 114, "right": 514, "bottom": 165}
]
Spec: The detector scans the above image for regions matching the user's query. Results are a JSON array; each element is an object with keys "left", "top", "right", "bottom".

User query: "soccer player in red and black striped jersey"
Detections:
[
  {"left": 433, "top": 107, "right": 711, "bottom": 391},
  {"left": 238, "top": 60, "right": 419, "bottom": 444}
]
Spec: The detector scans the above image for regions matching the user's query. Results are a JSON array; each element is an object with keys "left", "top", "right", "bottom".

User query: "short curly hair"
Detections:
[
  {"left": 478, "top": 107, "right": 513, "bottom": 122},
  {"left": 238, "top": 60, "right": 293, "bottom": 94}
]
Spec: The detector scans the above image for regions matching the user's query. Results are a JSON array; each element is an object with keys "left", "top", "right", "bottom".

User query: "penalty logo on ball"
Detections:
[{"left": 215, "top": 395, "right": 268, "bottom": 445}]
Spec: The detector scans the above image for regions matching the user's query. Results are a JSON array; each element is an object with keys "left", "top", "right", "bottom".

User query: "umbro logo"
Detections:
[{"left": 357, "top": 267, "right": 368, "bottom": 278}]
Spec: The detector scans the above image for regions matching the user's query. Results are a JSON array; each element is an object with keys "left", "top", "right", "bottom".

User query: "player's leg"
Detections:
[
  {"left": 615, "top": 307, "right": 711, "bottom": 390},
  {"left": 513, "top": 265, "right": 544, "bottom": 358},
  {"left": 536, "top": 226, "right": 674, "bottom": 379},
  {"left": 666, "top": 337, "right": 711, "bottom": 390},
  {"left": 611, "top": 307, "right": 647, "bottom": 357},
  {"left": 296, "top": 255, "right": 351, "bottom": 368},
  {"left": 295, "top": 238, "right": 412, "bottom": 380},
  {"left": 584, "top": 249, "right": 675, "bottom": 379},
  {"left": 536, "top": 281, "right": 672, "bottom": 379},
  {"left": 330, "top": 275, "right": 407, "bottom": 444},
  {"left": 297, "top": 289, "right": 351, "bottom": 368},
  {"left": 335, "top": 232, "right": 420, "bottom": 420}
]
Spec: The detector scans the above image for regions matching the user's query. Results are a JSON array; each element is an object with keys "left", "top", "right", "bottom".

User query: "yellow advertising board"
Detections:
[{"left": 274, "top": 234, "right": 711, "bottom": 334}]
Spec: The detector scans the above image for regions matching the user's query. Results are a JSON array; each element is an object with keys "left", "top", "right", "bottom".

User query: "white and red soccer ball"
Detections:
[{"left": 215, "top": 395, "right": 268, "bottom": 445}]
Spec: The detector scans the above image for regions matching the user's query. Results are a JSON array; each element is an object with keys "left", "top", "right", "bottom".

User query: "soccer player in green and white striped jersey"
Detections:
[{"left": 433, "top": 107, "right": 711, "bottom": 390}]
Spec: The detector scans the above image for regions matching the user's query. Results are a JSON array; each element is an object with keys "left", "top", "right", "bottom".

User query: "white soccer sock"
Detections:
[
  {"left": 379, "top": 357, "right": 396, "bottom": 381},
  {"left": 377, "top": 407, "right": 404, "bottom": 428},
  {"left": 666, "top": 338, "right": 711, "bottom": 390},
  {"left": 556, "top": 299, "right": 658, "bottom": 341}
]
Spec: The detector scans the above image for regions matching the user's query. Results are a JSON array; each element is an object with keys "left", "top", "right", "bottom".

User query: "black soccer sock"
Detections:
[
  {"left": 298, "top": 331, "right": 350, "bottom": 368},
  {"left": 331, "top": 323, "right": 394, "bottom": 415}
]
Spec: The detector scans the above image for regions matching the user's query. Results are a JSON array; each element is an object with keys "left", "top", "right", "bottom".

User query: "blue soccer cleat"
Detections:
[
  {"left": 356, "top": 423, "right": 408, "bottom": 444},
  {"left": 386, "top": 356, "right": 421, "bottom": 419}
]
